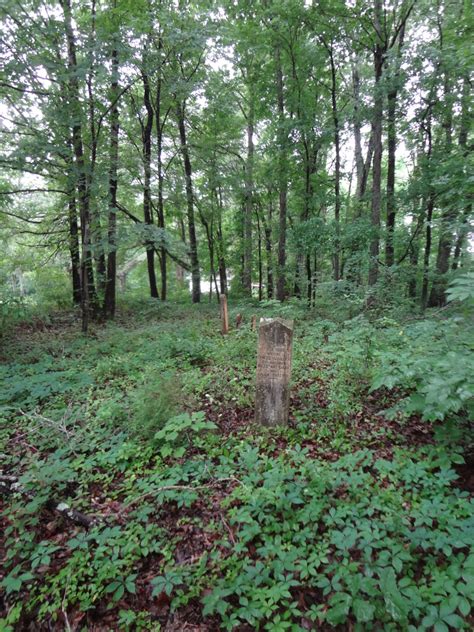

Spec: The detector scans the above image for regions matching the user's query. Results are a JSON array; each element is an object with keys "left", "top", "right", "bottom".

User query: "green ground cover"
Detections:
[{"left": 1, "top": 297, "right": 473, "bottom": 631}]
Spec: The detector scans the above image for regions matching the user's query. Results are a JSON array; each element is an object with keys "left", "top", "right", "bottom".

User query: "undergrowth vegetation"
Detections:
[{"left": 0, "top": 294, "right": 473, "bottom": 631}]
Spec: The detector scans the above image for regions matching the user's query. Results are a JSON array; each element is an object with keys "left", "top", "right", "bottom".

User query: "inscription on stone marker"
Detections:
[{"left": 255, "top": 318, "right": 294, "bottom": 426}]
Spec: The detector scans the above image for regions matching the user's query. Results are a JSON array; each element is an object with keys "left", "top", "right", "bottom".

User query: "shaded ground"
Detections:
[{"left": 1, "top": 305, "right": 472, "bottom": 631}]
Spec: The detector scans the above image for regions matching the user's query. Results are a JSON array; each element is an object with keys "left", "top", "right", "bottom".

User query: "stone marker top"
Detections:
[{"left": 259, "top": 317, "right": 294, "bottom": 331}]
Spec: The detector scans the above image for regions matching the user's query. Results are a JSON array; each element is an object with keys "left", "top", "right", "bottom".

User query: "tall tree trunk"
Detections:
[
  {"left": 306, "top": 255, "right": 312, "bottom": 305},
  {"left": 421, "top": 194, "right": 434, "bottom": 309},
  {"left": 407, "top": 198, "right": 423, "bottom": 299},
  {"left": 61, "top": 0, "right": 96, "bottom": 332},
  {"left": 216, "top": 184, "right": 227, "bottom": 295},
  {"left": 142, "top": 70, "right": 159, "bottom": 299},
  {"left": 452, "top": 81, "right": 472, "bottom": 271},
  {"left": 85, "top": 0, "right": 105, "bottom": 303},
  {"left": 368, "top": 0, "right": 384, "bottom": 288},
  {"left": 352, "top": 61, "right": 374, "bottom": 213},
  {"left": 104, "top": 37, "right": 119, "bottom": 318},
  {"left": 66, "top": 140, "right": 81, "bottom": 305},
  {"left": 385, "top": 87, "right": 397, "bottom": 268},
  {"left": 155, "top": 35, "right": 167, "bottom": 301},
  {"left": 243, "top": 93, "right": 254, "bottom": 295},
  {"left": 408, "top": 243, "right": 419, "bottom": 299},
  {"left": 295, "top": 138, "right": 314, "bottom": 298},
  {"left": 360, "top": 133, "right": 374, "bottom": 202},
  {"left": 275, "top": 46, "right": 287, "bottom": 301},
  {"left": 421, "top": 115, "right": 434, "bottom": 309},
  {"left": 261, "top": 195, "right": 274, "bottom": 299},
  {"left": 452, "top": 205, "right": 472, "bottom": 270},
  {"left": 429, "top": 73, "right": 468, "bottom": 305},
  {"left": 312, "top": 253, "right": 317, "bottom": 305},
  {"left": 196, "top": 200, "right": 216, "bottom": 300},
  {"left": 256, "top": 206, "right": 264, "bottom": 301},
  {"left": 352, "top": 59, "right": 365, "bottom": 200},
  {"left": 207, "top": 229, "right": 217, "bottom": 301},
  {"left": 68, "top": 195, "right": 82, "bottom": 305},
  {"left": 385, "top": 23, "right": 406, "bottom": 268},
  {"left": 176, "top": 100, "right": 200, "bottom": 303},
  {"left": 328, "top": 43, "right": 341, "bottom": 281}
]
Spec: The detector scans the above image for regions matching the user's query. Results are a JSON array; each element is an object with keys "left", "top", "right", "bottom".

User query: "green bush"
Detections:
[
  {"left": 371, "top": 318, "right": 474, "bottom": 421},
  {"left": 129, "top": 371, "right": 183, "bottom": 439},
  {"left": 35, "top": 267, "right": 72, "bottom": 310},
  {"left": 154, "top": 411, "right": 217, "bottom": 457},
  {"left": 199, "top": 445, "right": 474, "bottom": 631}
]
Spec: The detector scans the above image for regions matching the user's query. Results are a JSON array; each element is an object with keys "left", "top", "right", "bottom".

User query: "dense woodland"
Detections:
[
  {"left": 0, "top": 0, "right": 473, "bottom": 630},
  {"left": 0, "top": 0, "right": 472, "bottom": 318}
]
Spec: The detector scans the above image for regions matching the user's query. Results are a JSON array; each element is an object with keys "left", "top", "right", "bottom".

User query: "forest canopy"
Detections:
[{"left": 0, "top": 0, "right": 472, "bottom": 323}]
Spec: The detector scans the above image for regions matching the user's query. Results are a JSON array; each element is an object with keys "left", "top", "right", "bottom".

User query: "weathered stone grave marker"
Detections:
[
  {"left": 220, "top": 294, "right": 229, "bottom": 335},
  {"left": 251, "top": 315, "right": 257, "bottom": 331},
  {"left": 235, "top": 313, "right": 242, "bottom": 329},
  {"left": 255, "top": 318, "right": 294, "bottom": 426}
]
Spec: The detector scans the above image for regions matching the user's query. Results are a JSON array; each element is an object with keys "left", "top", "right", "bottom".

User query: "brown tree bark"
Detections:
[
  {"left": 256, "top": 205, "right": 264, "bottom": 301},
  {"left": 243, "top": 91, "right": 254, "bottom": 295},
  {"left": 328, "top": 42, "right": 341, "bottom": 281},
  {"left": 421, "top": 114, "right": 434, "bottom": 309},
  {"left": 421, "top": 193, "right": 435, "bottom": 309},
  {"left": 275, "top": 45, "right": 287, "bottom": 301},
  {"left": 385, "top": 23, "right": 406, "bottom": 268},
  {"left": 261, "top": 194, "right": 274, "bottom": 299},
  {"left": 216, "top": 185, "right": 228, "bottom": 295},
  {"left": 65, "top": 139, "right": 81, "bottom": 305},
  {"left": 352, "top": 59, "right": 365, "bottom": 201},
  {"left": 142, "top": 69, "right": 159, "bottom": 299},
  {"left": 85, "top": 0, "right": 105, "bottom": 302},
  {"left": 61, "top": 0, "right": 96, "bottom": 333},
  {"left": 104, "top": 36, "right": 119, "bottom": 319},
  {"left": 68, "top": 195, "right": 82, "bottom": 305},
  {"left": 429, "top": 74, "right": 469, "bottom": 304},
  {"left": 196, "top": 199, "right": 217, "bottom": 301},
  {"left": 452, "top": 205, "right": 472, "bottom": 270},
  {"left": 155, "top": 32, "right": 167, "bottom": 301},
  {"left": 368, "top": 0, "right": 384, "bottom": 288},
  {"left": 176, "top": 100, "right": 201, "bottom": 303},
  {"left": 352, "top": 60, "right": 374, "bottom": 212}
]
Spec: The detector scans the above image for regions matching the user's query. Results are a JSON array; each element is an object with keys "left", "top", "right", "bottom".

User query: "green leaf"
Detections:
[
  {"left": 353, "top": 598, "right": 375, "bottom": 623},
  {"left": 458, "top": 598, "right": 470, "bottom": 617}
]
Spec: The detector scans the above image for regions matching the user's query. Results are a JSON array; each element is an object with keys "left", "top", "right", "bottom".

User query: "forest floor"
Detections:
[{"left": 0, "top": 298, "right": 473, "bottom": 631}]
